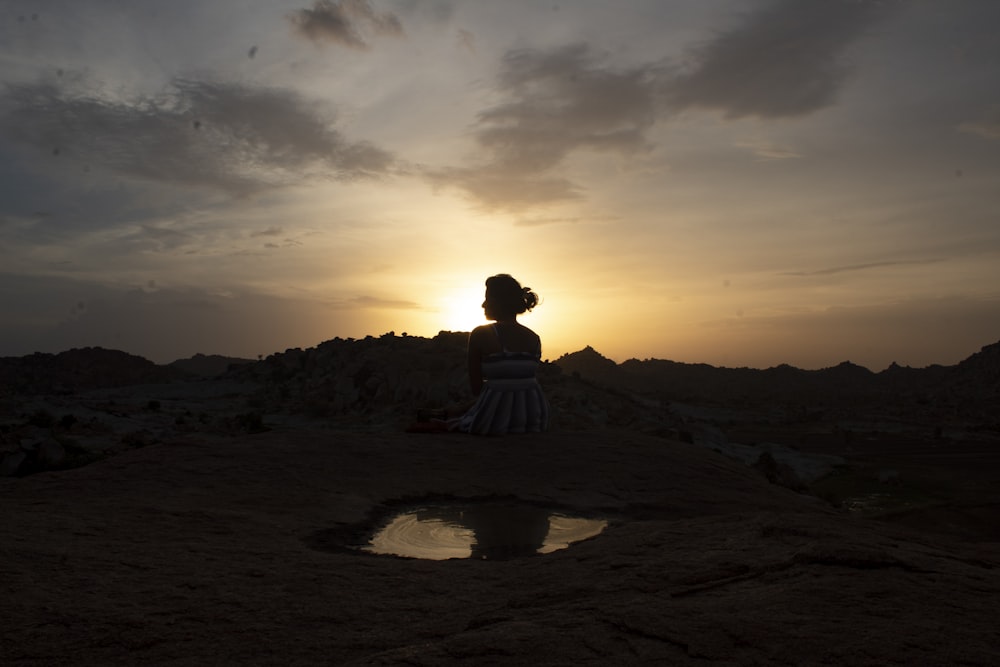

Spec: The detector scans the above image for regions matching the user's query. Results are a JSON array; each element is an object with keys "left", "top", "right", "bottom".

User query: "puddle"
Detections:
[
  {"left": 306, "top": 498, "right": 609, "bottom": 561},
  {"left": 363, "top": 503, "right": 607, "bottom": 560}
]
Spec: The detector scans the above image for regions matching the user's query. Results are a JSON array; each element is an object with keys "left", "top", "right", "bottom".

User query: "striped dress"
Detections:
[{"left": 454, "top": 325, "right": 549, "bottom": 435}]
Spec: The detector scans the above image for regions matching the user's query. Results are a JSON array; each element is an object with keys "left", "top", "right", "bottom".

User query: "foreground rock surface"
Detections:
[{"left": 2, "top": 427, "right": 998, "bottom": 665}]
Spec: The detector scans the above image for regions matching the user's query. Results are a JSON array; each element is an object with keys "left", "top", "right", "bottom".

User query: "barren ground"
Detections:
[{"left": 3, "top": 405, "right": 1000, "bottom": 665}]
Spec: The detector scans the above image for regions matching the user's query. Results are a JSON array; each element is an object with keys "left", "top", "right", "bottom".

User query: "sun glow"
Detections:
[{"left": 438, "top": 284, "right": 489, "bottom": 333}]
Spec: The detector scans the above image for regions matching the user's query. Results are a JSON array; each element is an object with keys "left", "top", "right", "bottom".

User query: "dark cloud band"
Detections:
[
  {"left": 289, "top": 0, "right": 403, "bottom": 50},
  {"left": 1, "top": 75, "right": 394, "bottom": 196}
]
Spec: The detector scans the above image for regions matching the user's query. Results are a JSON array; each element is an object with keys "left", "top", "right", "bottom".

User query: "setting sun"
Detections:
[{"left": 437, "top": 284, "right": 488, "bottom": 333}]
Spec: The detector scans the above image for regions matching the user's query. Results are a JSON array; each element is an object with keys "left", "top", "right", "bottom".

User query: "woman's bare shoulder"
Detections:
[
  {"left": 517, "top": 323, "right": 541, "bottom": 341},
  {"left": 468, "top": 324, "right": 496, "bottom": 348},
  {"left": 469, "top": 324, "right": 495, "bottom": 338}
]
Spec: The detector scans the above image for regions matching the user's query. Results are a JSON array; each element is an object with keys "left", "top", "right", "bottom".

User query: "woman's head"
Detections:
[{"left": 483, "top": 274, "right": 539, "bottom": 320}]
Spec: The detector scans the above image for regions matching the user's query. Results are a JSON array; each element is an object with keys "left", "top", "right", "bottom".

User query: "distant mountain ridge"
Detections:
[{"left": 555, "top": 340, "right": 1000, "bottom": 409}]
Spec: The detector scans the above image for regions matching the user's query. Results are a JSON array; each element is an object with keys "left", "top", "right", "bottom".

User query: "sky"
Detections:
[{"left": 1, "top": 0, "right": 999, "bottom": 371}]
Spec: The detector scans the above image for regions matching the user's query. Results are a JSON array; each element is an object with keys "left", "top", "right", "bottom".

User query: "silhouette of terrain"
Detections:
[
  {"left": 5, "top": 335, "right": 996, "bottom": 420},
  {"left": 167, "top": 352, "right": 256, "bottom": 378},
  {"left": 2, "top": 334, "right": 998, "bottom": 479},
  {"left": 0, "top": 347, "right": 185, "bottom": 395},
  {"left": 1, "top": 334, "right": 999, "bottom": 664},
  {"left": 3, "top": 334, "right": 996, "bottom": 402},
  {"left": 555, "top": 342, "right": 999, "bottom": 423}
]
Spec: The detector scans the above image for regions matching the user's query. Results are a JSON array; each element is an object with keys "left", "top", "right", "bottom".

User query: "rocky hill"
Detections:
[
  {"left": 214, "top": 333, "right": 699, "bottom": 434},
  {"left": 3, "top": 334, "right": 998, "bottom": 435},
  {"left": 167, "top": 353, "right": 255, "bottom": 378},
  {"left": 0, "top": 347, "right": 185, "bottom": 396},
  {"left": 555, "top": 340, "right": 1000, "bottom": 423},
  {"left": 949, "top": 338, "right": 1000, "bottom": 394}
]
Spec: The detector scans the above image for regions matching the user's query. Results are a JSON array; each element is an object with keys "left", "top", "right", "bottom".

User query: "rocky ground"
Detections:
[
  {"left": 2, "top": 423, "right": 998, "bottom": 665},
  {"left": 2, "top": 338, "right": 999, "bottom": 664}
]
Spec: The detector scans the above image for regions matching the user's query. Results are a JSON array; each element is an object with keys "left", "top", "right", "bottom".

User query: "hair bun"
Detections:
[
  {"left": 484, "top": 274, "right": 540, "bottom": 315},
  {"left": 522, "top": 286, "right": 539, "bottom": 312}
]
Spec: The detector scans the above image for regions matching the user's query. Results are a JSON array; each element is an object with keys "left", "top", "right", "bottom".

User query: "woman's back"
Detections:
[
  {"left": 477, "top": 322, "right": 541, "bottom": 357},
  {"left": 452, "top": 274, "right": 549, "bottom": 435}
]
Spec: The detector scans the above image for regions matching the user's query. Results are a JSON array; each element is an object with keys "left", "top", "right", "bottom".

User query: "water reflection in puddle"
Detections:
[{"left": 361, "top": 502, "right": 608, "bottom": 560}]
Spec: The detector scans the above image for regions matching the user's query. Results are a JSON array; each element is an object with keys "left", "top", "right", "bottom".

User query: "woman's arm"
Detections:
[{"left": 467, "top": 329, "right": 484, "bottom": 395}]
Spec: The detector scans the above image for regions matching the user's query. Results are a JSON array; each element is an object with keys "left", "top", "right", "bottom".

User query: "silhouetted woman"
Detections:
[{"left": 451, "top": 274, "right": 549, "bottom": 434}]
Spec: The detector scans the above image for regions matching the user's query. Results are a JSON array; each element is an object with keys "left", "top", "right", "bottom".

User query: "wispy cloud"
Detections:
[
  {"left": 664, "top": 0, "right": 891, "bottom": 118},
  {"left": 134, "top": 225, "right": 197, "bottom": 252},
  {"left": 250, "top": 226, "right": 285, "bottom": 237},
  {"left": 456, "top": 28, "right": 476, "bottom": 56},
  {"left": 735, "top": 139, "right": 801, "bottom": 160},
  {"left": 958, "top": 107, "right": 1000, "bottom": 140},
  {"left": 429, "top": 166, "right": 582, "bottom": 211},
  {"left": 781, "top": 258, "right": 939, "bottom": 277},
  {"left": 514, "top": 215, "right": 582, "bottom": 228},
  {"left": 330, "top": 295, "right": 421, "bottom": 310},
  {"left": 289, "top": 0, "right": 403, "bottom": 50},
  {"left": 433, "top": 1, "right": 895, "bottom": 212},
  {"left": 1, "top": 75, "right": 394, "bottom": 196},
  {"left": 429, "top": 43, "right": 663, "bottom": 211}
]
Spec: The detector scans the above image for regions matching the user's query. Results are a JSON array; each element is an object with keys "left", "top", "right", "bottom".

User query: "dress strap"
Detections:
[{"left": 492, "top": 323, "right": 509, "bottom": 353}]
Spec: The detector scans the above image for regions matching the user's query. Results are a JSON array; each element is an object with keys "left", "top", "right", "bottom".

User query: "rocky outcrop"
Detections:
[
  {"left": 555, "top": 345, "right": 620, "bottom": 383},
  {"left": 0, "top": 347, "right": 184, "bottom": 395},
  {"left": 167, "top": 353, "right": 255, "bottom": 378},
  {"left": 225, "top": 332, "right": 471, "bottom": 423}
]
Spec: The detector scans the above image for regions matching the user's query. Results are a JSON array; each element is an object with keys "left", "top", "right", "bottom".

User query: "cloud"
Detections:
[
  {"left": 429, "top": 166, "right": 582, "bottom": 211},
  {"left": 958, "top": 107, "right": 1000, "bottom": 140},
  {"left": 735, "top": 139, "right": 801, "bottom": 160},
  {"left": 330, "top": 295, "right": 422, "bottom": 310},
  {"left": 781, "top": 258, "right": 941, "bottom": 277},
  {"left": 289, "top": 0, "right": 403, "bottom": 50},
  {"left": 0, "top": 75, "right": 394, "bottom": 197},
  {"left": 665, "top": 0, "right": 891, "bottom": 118},
  {"left": 484, "top": 44, "right": 660, "bottom": 166},
  {"left": 432, "top": 1, "right": 892, "bottom": 212},
  {"left": 134, "top": 225, "right": 197, "bottom": 252},
  {"left": 959, "top": 121, "right": 1000, "bottom": 140},
  {"left": 456, "top": 28, "right": 476, "bottom": 56},
  {"left": 513, "top": 215, "right": 584, "bottom": 228},
  {"left": 429, "top": 43, "right": 662, "bottom": 211},
  {"left": 250, "top": 226, "right": 285, "bottom": 237}
]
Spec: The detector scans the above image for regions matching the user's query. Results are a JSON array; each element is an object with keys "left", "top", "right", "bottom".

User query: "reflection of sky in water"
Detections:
[
  {"left": 362, "top": 508, "right": 608, "bottom": 560},
  {"left": 539, "top": 516, "right": 608, "bottom": 554},
  {"left": 365, "top": 514, "right": 475, "bottom": 560}
]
